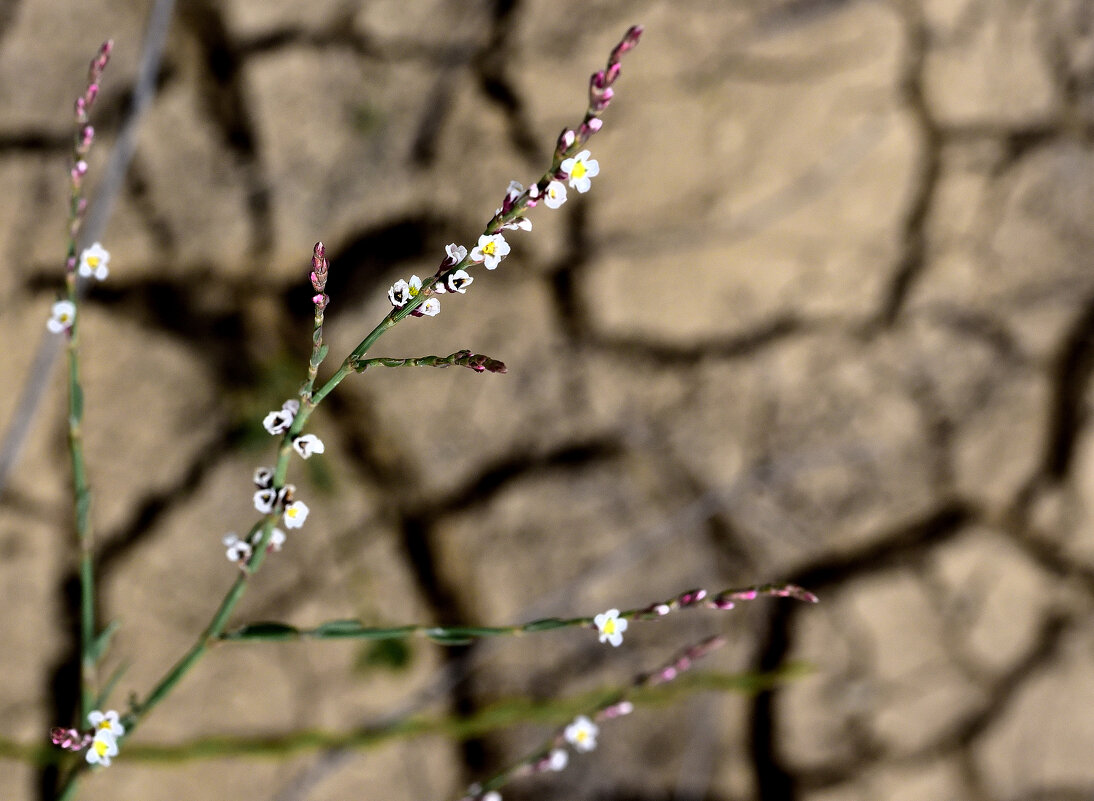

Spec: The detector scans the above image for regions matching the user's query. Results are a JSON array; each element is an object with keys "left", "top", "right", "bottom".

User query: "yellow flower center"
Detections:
[
  {"left": 602, "top": 619, "right": 616, "bottom": 634},
  {"left": 571, "top": 161, "right": 587, "bottom": 179},
  {"left": 576, "top": 730, "right": 588, "bottom": 742},
  {"left": 287, "top": 507, "right": 298, "bottom": 518},
  {"left": 483, "top": 241, "right": 496, "bottom": 256},
  {"left": 94, "top": 740, "right": 109, "bottom": 756},
  {"left": 87, "top": 256, "right": 100, "bottom": 267}
]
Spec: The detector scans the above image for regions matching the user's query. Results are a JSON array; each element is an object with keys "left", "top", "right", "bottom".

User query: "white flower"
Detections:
[
  {"left": 292, "top": 434, "right": 325, "bottom": 459},
  {"left": 263, "top": 409, "right": 293, "bottom": 435},
  {"left": 85, "top": 731, "right": 119, "bottom": 766},
  {"left": 482, "top": 793, "right": 501, "bottom": 801},
  {"left": 47, "top": 300, "right": 76, "bottom": 333},
  {"left": 444, "top": 270, "right": 473, "bottom": 294},
  {"left": 253, "top": 489, "right": 277, "bottom": 514},
  {"left": 282, "top": 399, "right": 300, "bottom": 415},
  {"left": 594, "top": 608, "right": 628, "bottom": 647},
  {"left": 253, "top": 466, "right": 274, "bottom": 488},
  {"left": 547, "top": 748, "right": 569, "bottom": 771},
  {"left": 389, "top": 275, "right": 423, "bottom": 308},
  {"left": 506, "top": 180, "right": 524, "bottom": 201},
  {"left": 267, "top": 527, "right": 286, "bottom": 552},
  {"left": 469, "top": 233, "right": 510, "bottom": 270},
  {"left": 445, "top": 243, "right": 468, "bottom": 265},
  {"left": 87, "top": 709, "right": 125, "bottom": 739},
  {"left": 564, "top": 715, "right": 599, "bottom": 752},
  {"left": 77, "top": 242, "right": 110, "bottom": 280},
  {"left": 419, "top": 297, "right": 441, "bottom": 316},
  {"left": 560, "top": 149, "right": 600, "bottom": 193},
  {"left": 544, "top": 180, "right": 568, "bottom": 209},
  {"left": 223, "top": 534, "right": 252, "bottom": 562},
  {"left": 283, "top": 500, "right": 309, "bottom": 529},
  {"left": 500, "top": 216, "right": 532, "bottom": 232}
]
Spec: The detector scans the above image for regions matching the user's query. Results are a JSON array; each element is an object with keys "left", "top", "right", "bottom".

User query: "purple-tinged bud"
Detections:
[
  {"left": 557, "top": 128, "right": 575, "bottom": 152},
  {"left": 605, "top": 62, "right": 622, "bottom": 85},
  {"left": 84, "top": 83, "right": 99, "bottom": 106},
  {"left": 601, "top": 700, "right": 634, "bottom": 719},
  {"left": 591, "top": 69, "right": 608, "bottom": 90},
  {"left": 653, "top": 603, "right": 671, "bottom": 616},
  {"left": 711, "top": 596, "right": 735, "bottom": 610},
  {"left": 677, "top": 588, "right": 707, "bottom": 606},
  {"left": 74, "top": 96, "right": 87, "bottom": 119},
  {"left": 611, "top": 25, "right": 643, "bottom": 61},
  {"left": 50, "top": 727, "right": 89, "bottom": 751},
  {"left": 80, "top": 125, "right": 94, "bottom": 151}
]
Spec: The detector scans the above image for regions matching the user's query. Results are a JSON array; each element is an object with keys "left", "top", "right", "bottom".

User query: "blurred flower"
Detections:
[
  {"left": 77, "top": 242, "right": 110, "bottom": 280},
  {"left": 47, "top": 300, "right": 76, "bottom": 333},
  {"left": 594, "top": 608, "right": 628, "bottom": 647},
  {"left": 85, "top": 732, "right": 118, "bottom": 766},
  {"left": 223, "top": 534, "right": 252, "bottom": 562},
  {"left": 87, "top": 710, "right": 124, "bottom": 739},
  {"left": 253, "top": 466, "right": 274, "bottom": 488},
  {"left": 547, "top": 748, "right": 569, "bottom": 771},
  {"left": 564, "top": 715, "right": 598, "bottom": 752}
]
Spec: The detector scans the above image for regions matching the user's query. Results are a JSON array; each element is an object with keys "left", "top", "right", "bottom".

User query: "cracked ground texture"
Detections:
[{"left": 1, "top": 0, "right": 1093, "bottom": 800}]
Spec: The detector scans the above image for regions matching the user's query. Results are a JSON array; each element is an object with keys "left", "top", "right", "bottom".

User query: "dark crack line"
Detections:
[{"left": 748, "top": 499, "right": 974, "bottom": 801}]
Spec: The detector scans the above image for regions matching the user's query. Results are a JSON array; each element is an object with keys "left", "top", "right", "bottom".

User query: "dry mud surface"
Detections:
[{"left": 2, "top": 1, "right": 1094, "bottom": 800}]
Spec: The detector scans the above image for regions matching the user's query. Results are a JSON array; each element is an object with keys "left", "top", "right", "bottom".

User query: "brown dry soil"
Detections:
[{"left": 3, "top": 1, "right": 1094, "bottom": 800}]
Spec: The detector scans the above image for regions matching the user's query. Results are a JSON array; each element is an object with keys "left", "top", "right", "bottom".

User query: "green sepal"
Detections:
[{"left": 88, "top": 619, "right": 120, "bottom": 663}]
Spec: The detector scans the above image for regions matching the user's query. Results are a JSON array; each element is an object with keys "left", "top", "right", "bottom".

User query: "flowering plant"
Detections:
[{"left": 27, "top": 26, "right": 817, "bottom": 801}]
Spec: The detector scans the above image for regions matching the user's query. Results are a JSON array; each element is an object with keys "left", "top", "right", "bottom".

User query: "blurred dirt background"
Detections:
[{"left": 3, "top": 0, "right": 1094, "bottom": 799}]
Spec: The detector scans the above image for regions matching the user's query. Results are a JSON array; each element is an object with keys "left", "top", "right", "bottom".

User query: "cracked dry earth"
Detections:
[{"left": 2, "top": 1, "right": 1094, "bottom": 800}]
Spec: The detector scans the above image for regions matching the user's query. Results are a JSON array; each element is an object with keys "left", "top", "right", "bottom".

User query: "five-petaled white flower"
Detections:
[
  {"left": 78, "top": 242, "right": 110, "bottom": 280},
  {"left": 47, "top": 300, "right": 76, "bottom": 333},
  {"left": 223, "top": 533, "right": 252, "bottom": 562},
  {"left": 560, "top": 150, "right": 600, "bottom": 193},
  {"left": 85, "top": 731, "right": 119, "bottom": 766},
  {"left": 388, "top": 275, "right": 423, "bottom": 308},
  {"left": 283, "top": 500, "right": 309, "bottom": 529},
  {"left": 88, "top": 709, "right": 125, "bottom": 739},
  {"left": 265, "top": 527, "right": 286, "bottom": 552},
  {"left": 435, "top": 270, "right": 473, "bottom": 295},
  {"left": 544, "top": 180, "right": 568, "bottom": 209},
  {"left": 292, "top": 434, "right": 325, "bottom": 459},
  {"left": 594, "top": 608, "right": 628, "bottom": 647},
  {"left": 418, "top": 298, "right": 441, "bottom": 317},
  {"left": 564, "top": 715, "right": 599, "bottom": 752},
  {"left": 445, "top": 243, "right": 468, "bottom": 266},
  {"left": 470, "top": 233, "right": 510, "bottom": 270}
]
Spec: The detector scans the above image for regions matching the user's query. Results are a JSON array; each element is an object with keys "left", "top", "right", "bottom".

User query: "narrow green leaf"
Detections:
[
  {"left": 88, "top": 620, "right": 120, "bottom": 663},
  {"left": 314, "top": 619, "right": 366, "bottom": 638}
]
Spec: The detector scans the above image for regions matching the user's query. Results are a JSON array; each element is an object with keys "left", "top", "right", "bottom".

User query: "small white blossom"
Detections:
[
  {"left": 445, "top": 243, "right": 468, "bottom": 266},
  {"left": 547, "top": 748, "right": 569, "bottom": 772},
  {"left": 253, "top": 466, "right": 274, "bottom": 488},
  {"left": 253, "top": 489, "right": 277, "bottom": 514},
  {"left": 87, "top": 710, "right": 125, "bottom": 739},
  {"left": 263, "top": 409, "right": 293, "bottom": 435},
  {"left": 419, "top": 297, "right": 441, "bottom": 316},
  {"left": 267, "top": 527, "right": 286, "bottom": 552},
  {"left": 223, "top": 534, "right": 252, "bottom": 562},
  {"left": 560, "top": 149, "right": 600, "bottom": 193},
  {"left": 77, "top": 242, "right": 110, "bottom": 280},
  {"left": 594, "top": 608, "right": 628, "bottom": 647},
  {"left": 544, "top": 180, "right": 568, "bottom": 209},
  {"left": 85, "top": 731, "right": 118, "bottom": 766},
  {"left": 292, "top": 434, "right": 325, "bottom": 459},
  {"left": 482, "top": 792, "right": 502, "bottom": 801},
  {"left": 506, "top": 180, "right": 523, "bottom": 201},
  {"left": 389, "top": 275, "right": 423, "bottom": 308},
  {"left": 283, "top": 500, "right": 309, "bottom": 529},
  {"left": 47, "top": 300, "right": 76, "bottom": 333},
  {"left": 282, "top": 399, "right": 300, "bottom": 415},
  {"left": 444, "top": 270, "right": 473, "bottom": 294},
  {"left": 469, "top": 233, "right": 510, "bottom": 270},
  {"left": 564, "top": 715, "right": 599, "bottom": 752}
]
